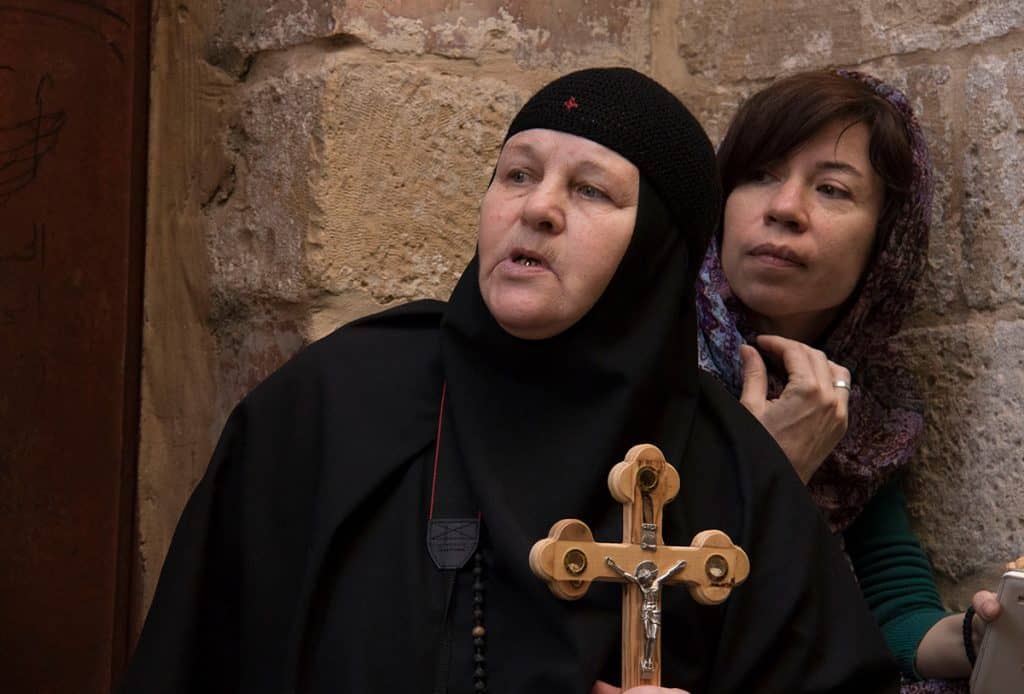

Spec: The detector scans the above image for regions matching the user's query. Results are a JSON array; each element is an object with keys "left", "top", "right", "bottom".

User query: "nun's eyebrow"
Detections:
[
  {"left": 574, "top": 160, "right": 634, "bottom": 191},
  {"left": 502, "top": 142, "right": 540, "bottom": 160},
  {"left": 575, "top": 159, "right": 620, "bottom": 176},
  {"left": 502, "top": 143, "right": 621, "bottom": 174},
  {"left": 501, "top": 140, "right": 637, "bottom": 198}
]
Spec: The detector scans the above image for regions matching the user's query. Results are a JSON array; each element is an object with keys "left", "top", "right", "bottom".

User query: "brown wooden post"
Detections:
[{"left": 0, "top": 1, "right": 150, "bottom": 691}]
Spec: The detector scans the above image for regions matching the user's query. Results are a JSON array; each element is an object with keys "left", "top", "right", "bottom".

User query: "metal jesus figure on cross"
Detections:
[
  {"left": 605, "top": 556, "right": 687, "bottom": 674},
  {"left": 529, "top": 443, "right": 751, "bottom": 689}
]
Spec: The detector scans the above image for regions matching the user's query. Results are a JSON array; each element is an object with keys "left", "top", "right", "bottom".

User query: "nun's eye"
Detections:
[{"left": 578, "top": 184, "right": 606, "bottom": 200}]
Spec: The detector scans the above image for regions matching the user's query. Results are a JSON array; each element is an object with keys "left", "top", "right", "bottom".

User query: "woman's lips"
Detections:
[
  {"left": 499, "top": 247, "right": 552, "bottom": 276},
  {"left": 748, "top": 243, "right": 804, "bottom": 268}
]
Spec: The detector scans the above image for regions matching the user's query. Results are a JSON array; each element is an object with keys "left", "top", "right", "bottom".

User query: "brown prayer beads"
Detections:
[{"left": 472, "top": 551, "right": 487, "bottom": 693}]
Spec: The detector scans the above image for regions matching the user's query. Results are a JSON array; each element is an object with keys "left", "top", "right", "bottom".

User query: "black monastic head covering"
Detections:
[{"left": 437, "top": 67, "right": 722, "bottom": 688}]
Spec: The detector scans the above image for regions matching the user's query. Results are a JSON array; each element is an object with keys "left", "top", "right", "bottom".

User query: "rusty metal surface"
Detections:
[{"left": 0, "top": 1, "right": 147, "bottom": 691}]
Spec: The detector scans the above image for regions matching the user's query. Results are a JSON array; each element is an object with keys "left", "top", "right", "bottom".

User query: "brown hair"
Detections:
[{"left": 717, "top": 71, "right": 914, "bottom": 245}]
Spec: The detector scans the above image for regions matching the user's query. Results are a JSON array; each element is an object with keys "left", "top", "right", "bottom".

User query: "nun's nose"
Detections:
[{"left": 521, "top": 181, "right": 567, "bottom": 235}]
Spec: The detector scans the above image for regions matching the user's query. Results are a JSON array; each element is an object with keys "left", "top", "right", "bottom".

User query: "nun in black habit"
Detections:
[{"left": 123, "top": 68, "right": 900, "bottom": 694}]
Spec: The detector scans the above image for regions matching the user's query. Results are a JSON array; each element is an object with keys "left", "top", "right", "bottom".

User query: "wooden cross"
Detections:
[{"left": 529, "top": 443, "right": 751, "bottom": 689}]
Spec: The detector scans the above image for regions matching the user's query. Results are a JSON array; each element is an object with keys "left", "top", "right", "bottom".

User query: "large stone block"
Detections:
[
  {"left": 899, "top": 320, "right": 1024, "bottom": 579},
  {"left": 310, "top": 59, "right": 531, "bottom": 308},
  {"left": 208, "top": 0, "right": 339, "bottom": 75},
  {"left": 208, "top": 1, "right": 650, "bottom": 75},
  {"left": 200, "top": 54, "right": 547, "bottom": 338},
  {"left": 677, "top": 1, "right": 862, "bottom": 82},
  {"left": 204, "top": 67, "right": 324, "bottom": 303},
  {"left": 865, "top": 0, "right": 1024, "bottom": 55},
  {"left": 339, "top": 0, "right": 650, "bottom": 68},
  {"left": 675, "top": 0, "right": 1024, "bottom": 82},
  {"left": 961, "top": 50, "right": 1024, "bottom": 310}
]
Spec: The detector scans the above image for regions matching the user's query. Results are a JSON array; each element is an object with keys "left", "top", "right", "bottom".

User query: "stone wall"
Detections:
[{"left": 138, "top": 0, "right": 1024, "bottom": 627}]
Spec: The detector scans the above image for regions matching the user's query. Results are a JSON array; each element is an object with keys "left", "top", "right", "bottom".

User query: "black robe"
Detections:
[{"left": 122, "top": 301, "right": 898, "bottom": 693}]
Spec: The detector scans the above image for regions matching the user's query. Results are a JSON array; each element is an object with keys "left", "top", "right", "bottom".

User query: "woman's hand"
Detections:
[
  {"left": 591, "top": 681, "right": 689, "bottom": 694},
  {"left": 738, "top": 335, "right": 851, "bottom": 483},
  {"left": 970, "top": 589, "right": 1003, "bottom": 646},
  {"left": 914, "top": 590, "right": 1002, "bottom": 679}
]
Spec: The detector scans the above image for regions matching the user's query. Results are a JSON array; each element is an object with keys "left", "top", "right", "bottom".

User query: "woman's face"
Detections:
[
  {"left": 478, "top": 129, "right": 640, "bottom": 340},
  {"left": 720, "top": 119, "right": 884, "bottom": 343}
]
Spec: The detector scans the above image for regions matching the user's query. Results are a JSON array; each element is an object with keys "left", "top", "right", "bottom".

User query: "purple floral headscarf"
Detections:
[{"left": 697, "top": 70, "right": 934, "bottom": 534}]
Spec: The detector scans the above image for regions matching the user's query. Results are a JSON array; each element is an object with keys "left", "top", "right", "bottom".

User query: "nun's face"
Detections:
[{"left": 478, "top": 129, "right": 640, "bottom": 339}]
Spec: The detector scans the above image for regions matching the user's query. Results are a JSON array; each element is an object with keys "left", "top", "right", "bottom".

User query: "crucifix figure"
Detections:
[
  {"left": 605, "top": 557, "right": 686, "bottom": 675},
  {"left": 529, "top": 443, "right": 751, "bottom": 689}
]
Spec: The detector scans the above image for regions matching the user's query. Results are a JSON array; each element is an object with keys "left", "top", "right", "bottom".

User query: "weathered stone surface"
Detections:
[
  {"left": 961, "top": 50, "right": 1024, "bottom": 310},
  {"left": 207, "top": 0, "right": 650, "bottom": 75},
  {"left": 677, "top": 1, "right": 864, "bottom": 82},
  {"left": 685, "top": 83, "right": 753, "bottom": 147},
  {"left": 310, "top": 59, "right": 529, "bottom": 307},
  {"left": 865, "top": 0, "right": 1024, "bottom": 55},
  {"left": 203, "top": 54, "right": 542, "bottom": 332},
  {"left": 899, "top": 320, "right": 1024, "bottom": 579},
  {"left": 900, "top": 65, "right": 963, "bottom": 318},
  {"left": 936, "top": 561, "right": 1013, "bottom": 612},
  {"left": 339, "top": 0, "right": 651, "bottom": 68},
  {"left": 205, "top": 66, "right": 323, "bottom": 303},
  {"left": 211, "top": 302, "right": 306, "bottom": 416},
  {"left": 306, "top": 288, "right": 388, "bottom": 341},
  {"left": 676, "top": 0, "right": 1024, "bottom": 82},
  {"left": 207, "top": 0, "right": 338, "bottom": 76},
  {"left": 861, "top": 62, "right": 963, "bottom": 318}
]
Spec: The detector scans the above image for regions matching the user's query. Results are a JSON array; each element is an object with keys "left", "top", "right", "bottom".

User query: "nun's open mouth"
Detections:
[{"left": 507, "top": 247, "right": 549, "bottom": 270}]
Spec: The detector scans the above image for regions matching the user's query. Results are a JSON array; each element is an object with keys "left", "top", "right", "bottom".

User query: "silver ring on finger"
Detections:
[{"left": 832, "top": 379, "right": 851, "bottom": 390}]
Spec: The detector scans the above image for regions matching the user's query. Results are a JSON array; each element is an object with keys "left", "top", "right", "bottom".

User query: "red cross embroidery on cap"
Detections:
[{"left": 563, "top": 96, "right": 579, "bottom": 111}]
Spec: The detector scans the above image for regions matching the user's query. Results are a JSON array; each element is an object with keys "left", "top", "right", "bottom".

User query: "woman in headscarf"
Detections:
[
  {"left": 696, "top": 70, "right": 1002, "bottom": 692},
  {"left": 123, "top": 68, "right": 898, "bottom": 694}
]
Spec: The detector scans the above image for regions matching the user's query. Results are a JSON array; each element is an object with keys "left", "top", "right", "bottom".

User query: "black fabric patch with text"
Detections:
[{"left": 427, "top": 518, "right": 480, "bottom": 570}]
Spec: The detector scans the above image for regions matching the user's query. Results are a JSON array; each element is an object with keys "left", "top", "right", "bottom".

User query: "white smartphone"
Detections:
[{"left": 970, "top": 570, "right": 1024, "bottom": 694}]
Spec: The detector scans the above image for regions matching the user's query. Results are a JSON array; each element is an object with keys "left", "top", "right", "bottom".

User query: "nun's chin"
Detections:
[
  {"left": 480, "top": 290, "right": 572, "bottom": 340},
  {"left": 488, "top": 306, "right": 571, "bottom": 341},
  {"left": 494, "top": 320, "right": 564, "bottom": 341}
]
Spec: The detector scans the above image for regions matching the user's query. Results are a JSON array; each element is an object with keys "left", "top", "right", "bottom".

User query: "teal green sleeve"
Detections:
[{"left": 843, "top": 480, "right": 952, "bottom": 681}]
